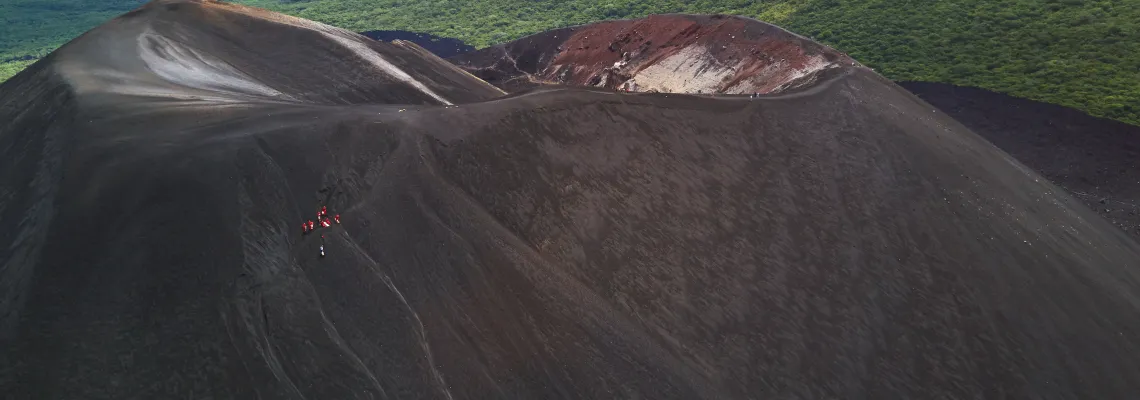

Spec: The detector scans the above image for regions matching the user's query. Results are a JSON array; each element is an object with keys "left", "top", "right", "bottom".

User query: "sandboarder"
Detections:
[{"left": 302, "top": 203, "right": 342, "bottom": 256}]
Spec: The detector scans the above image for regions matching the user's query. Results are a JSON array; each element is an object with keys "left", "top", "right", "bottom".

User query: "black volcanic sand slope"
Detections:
[
  {"left": 32, "top": 0, "right": 502, "bottom": 107},
  {"left": 361, "top": 30, "right": 475, "bottom": 59},
  {"left": 902, "top": 82, "right": 1140, "bottom": 239},
  {"left": 448, "top": 25, "right": 576, "bottom": 92},
  {"left": 4, "top": 1, "right": 1140, "bottom": 399}
]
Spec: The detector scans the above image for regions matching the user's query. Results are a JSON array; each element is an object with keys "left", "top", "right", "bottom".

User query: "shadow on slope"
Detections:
[
  {"left": 902, "top": 81, "right": 1140, "bottom": 239},
  {"left": 361, "top": 30, "right": 475, "bottom": 59}
]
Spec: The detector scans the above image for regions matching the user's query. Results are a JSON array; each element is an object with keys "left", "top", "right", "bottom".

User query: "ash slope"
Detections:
[
  {"left": 447, "top": 16, "right": 1140, "bottom": 241},
  {"left": 901, "top": 81, "right": 1140, "bottom": 239},
  {"left": 362, "top": 30, "right": 476, "bottom": 59},
  {"left": 450, "top": 14, "right": 858, "bottom": 95},
  {"left": 4, "top": 2, "right": 1140, "bottom": 399},
  {"left": 33, "top": 0, "right": 502, "bottom": 106}
]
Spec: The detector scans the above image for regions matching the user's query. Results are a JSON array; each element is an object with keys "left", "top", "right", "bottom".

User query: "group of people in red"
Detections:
[
  {"left": 302, "top": 205, "right": 340, "bottom": 234},
  {"left": 303, "top": 205, "right": 340, "bottom": 258}
]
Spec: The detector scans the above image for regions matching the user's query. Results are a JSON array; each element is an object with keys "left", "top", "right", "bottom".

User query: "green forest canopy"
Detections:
[{"left": 3, "top": 0, "right": 1137, "bottom": 125}]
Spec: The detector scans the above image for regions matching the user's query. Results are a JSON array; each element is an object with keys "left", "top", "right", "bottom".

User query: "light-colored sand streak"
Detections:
[{"left": 209, "top": 1, "right": 453, "bottom": 106}]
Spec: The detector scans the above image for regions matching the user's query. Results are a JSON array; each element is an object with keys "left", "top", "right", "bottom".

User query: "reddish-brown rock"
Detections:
[{"left": 451, "top": 14, "right": 859, "bottom": 94}]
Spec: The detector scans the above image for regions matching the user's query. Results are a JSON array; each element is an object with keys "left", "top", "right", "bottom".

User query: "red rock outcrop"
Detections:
[{"left": 451, "top": 14, "right": 860, "bottom": 94}]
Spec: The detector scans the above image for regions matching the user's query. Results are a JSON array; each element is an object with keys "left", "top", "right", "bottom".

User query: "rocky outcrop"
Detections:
[{"left": 451, "top": 14, "right": 859, "bottom": 94}]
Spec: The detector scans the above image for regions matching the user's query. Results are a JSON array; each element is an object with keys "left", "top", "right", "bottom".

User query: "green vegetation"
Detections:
[
  {"left": 1, "top": 1, "right": 146, "bottom": 66},
  {"left": 2, "top": 0, "right": 1138, "bottom": 125},
  {"left": 0, "top": 59, "right": 37, "bottom": 80},
  {"left": 785, "top": 0, "right": 1140, "bottom": 124}
]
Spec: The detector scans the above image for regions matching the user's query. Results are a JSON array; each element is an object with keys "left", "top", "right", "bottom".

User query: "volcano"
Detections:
[
  {"left": 3, "top": 1, "right": 1140, "bottom": 399},
  {"left": 448, "top": 15, "right": 1140, "bottom": 242}
]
